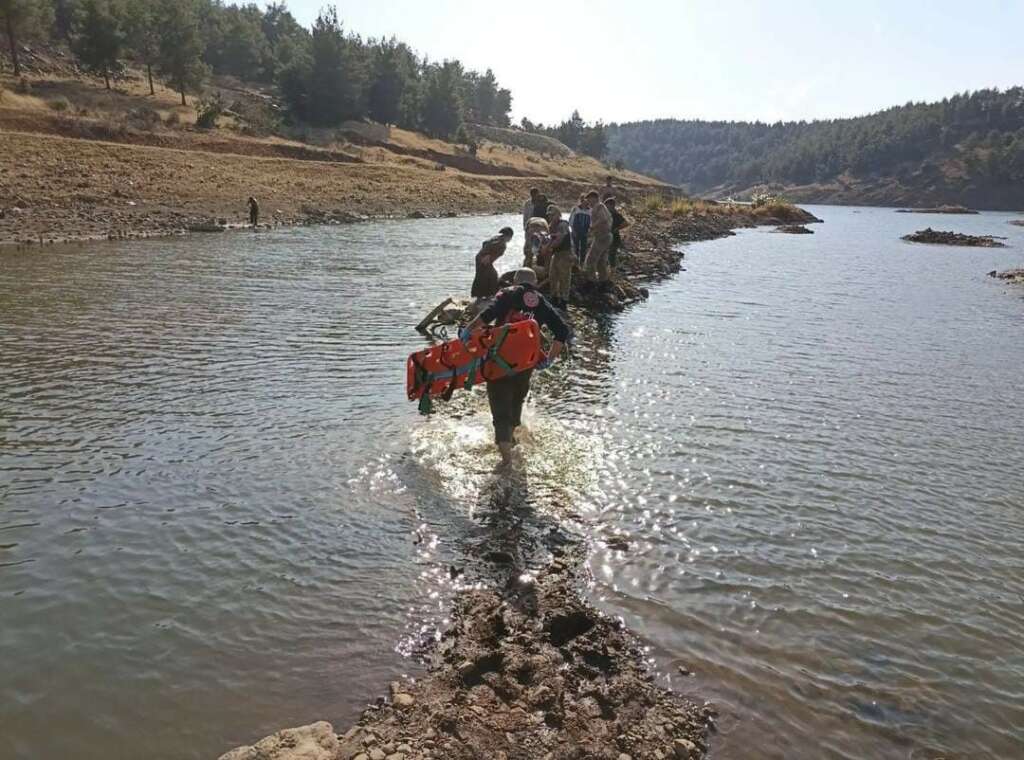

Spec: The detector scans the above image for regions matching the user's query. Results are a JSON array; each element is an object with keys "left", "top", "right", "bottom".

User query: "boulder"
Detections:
[{"left": 218, "top": 721, "right": 341, "bottom": 760}]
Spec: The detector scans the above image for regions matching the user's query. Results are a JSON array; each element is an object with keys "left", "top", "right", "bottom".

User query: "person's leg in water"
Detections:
[{"left": 486, "top": 370, "right": 533, "bottom": 465}]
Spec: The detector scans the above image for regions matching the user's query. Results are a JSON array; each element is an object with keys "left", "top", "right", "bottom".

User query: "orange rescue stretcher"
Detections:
[{"left": 406, "top": 319, "right": 543, "bottom": 414}]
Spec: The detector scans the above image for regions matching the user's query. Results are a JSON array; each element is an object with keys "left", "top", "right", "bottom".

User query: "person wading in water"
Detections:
[
  {"left": 471, "top": 227, "right": 514, "bottom": 299},
  {"left": 460, "top": 268, "right": 570, "bottom": 465}
]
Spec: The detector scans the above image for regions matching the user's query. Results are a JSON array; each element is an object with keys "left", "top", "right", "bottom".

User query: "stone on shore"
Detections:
[
  {"left": 773, "top": 224, "right": 813, "bottom": 234},
  {"left": 219, "top": 721, "right": 340, "bottom": 760}
]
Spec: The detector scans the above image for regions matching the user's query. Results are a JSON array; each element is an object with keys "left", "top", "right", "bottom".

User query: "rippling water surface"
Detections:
[{"left": 2, "top": 207, "right": 1023, "bottom": 759}]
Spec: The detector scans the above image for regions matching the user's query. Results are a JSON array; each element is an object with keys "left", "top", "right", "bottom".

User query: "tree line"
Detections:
[
  {"left": 607, "top": 88, "right": 1024, "bottom": 191},
  {"left": 0, "top": 0, "right": 514, "bottom": 138},
  {"left": 521, "top": 110, "right": 609, "bottom": 160}
]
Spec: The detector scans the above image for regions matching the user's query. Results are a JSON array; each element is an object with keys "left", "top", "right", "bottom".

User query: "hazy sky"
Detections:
[{"left": 284, "top": 0, "right": 1024, "bottom": 125}]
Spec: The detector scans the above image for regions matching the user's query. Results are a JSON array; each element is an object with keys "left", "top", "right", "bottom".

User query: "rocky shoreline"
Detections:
[
  {"left": 216, "top": 201, "right": 821, "bottom": 760},
  {"left": 221, "top": 547, "right": 714, "bottom": 760},
  {"left": 902, "top": 228, "right": 1007, "bottom": 247}
]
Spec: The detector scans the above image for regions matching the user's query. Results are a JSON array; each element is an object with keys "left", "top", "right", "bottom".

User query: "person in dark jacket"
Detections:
[
  {"left": 248, "top": 196, "right": 259, "bottom": 228},
  {"left": 532, "top": 193, "right": 550, "bottom": 220},
  {"left": 460, "top": 268, "right": 570, "bottom": 464},
  {"left": 569, "top": 194, "right": 591, "bottom": 262},
  {"left": 471, "top": 227, "right": 513, "bottom": 299},
  {"left": 605, "top": 197, "right": 631, "bottom": 269}
]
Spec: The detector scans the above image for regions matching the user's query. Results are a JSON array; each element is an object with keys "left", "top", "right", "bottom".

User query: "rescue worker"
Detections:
[
  {"left": 459, "top": 268, "right": 570, "bottom": 465},
  {"left": 471, "top": 227, "right": 514, "bottom": 299},
  {"left": 532, "top": 192, "right": 550, "bottom": 221},
  {"left": 605, "top": 197, "right": 631, "bottom": 270},
  {"left": 569, "top": 194, "right": 591, "bottom": 262},
  {"left": 523, "top": 217, "right": 549, "bottom": 270},
  {"left": 583, "top": 190, "right": 614, "bottom": 286},
  {"left": 248, "top": 196, "right": 259, "bottom": 228},
  {"left": 522, "top": 188, "right": 540, "bottom": 231},
  {"left": 545, "top": 205, "right": 574, "bottom": 309}
]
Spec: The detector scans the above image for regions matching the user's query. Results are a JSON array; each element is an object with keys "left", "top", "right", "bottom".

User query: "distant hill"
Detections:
[{"left": 607, "top": 88, "right": 1024, "bottom": 210}]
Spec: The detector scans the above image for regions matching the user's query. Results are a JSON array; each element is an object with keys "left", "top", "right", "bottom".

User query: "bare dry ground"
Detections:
[{"left": 0, "top": 60, "right": 665, "bottom": 247}]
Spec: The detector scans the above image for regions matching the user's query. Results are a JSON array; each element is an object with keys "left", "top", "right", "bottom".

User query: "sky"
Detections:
[{"left": 284, "top": 0, "right": 1024, "bottom": 126}]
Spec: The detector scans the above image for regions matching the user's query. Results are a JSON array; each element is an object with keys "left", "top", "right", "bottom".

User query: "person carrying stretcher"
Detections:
[{"left": 459, "top": 268, "right": 571, "bottom": 465}]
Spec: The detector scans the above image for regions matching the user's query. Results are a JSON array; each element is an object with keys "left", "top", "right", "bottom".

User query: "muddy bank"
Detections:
[
  {"left": 222, "top": 547, "right": 713, "bottom": 760},
  {"left": 0, "top": 129, "right": 661, "bottom": 248},
  {"left": 902, "top": 228, "right": 1007, "bottom": 248}
]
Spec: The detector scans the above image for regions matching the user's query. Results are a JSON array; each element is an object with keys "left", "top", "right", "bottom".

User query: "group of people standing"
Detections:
[
  {"left": 463, "top": 179, "right": 630, "bottom": 463},
  {"left": 470, "top": 179, "right": 631, "bottom": 311}
]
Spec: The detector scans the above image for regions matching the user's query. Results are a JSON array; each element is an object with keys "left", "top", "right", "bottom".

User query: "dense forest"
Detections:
[
  {"left": 608, "top": 89, "right": 1024, "bottom": 208},
  {"left": 1, "top": 0, "right": 514, "bottom": 139}
]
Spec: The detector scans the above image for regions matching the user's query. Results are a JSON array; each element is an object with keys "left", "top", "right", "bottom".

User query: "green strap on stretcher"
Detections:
[{"left": 415, "top": 324, "right": 516, "bottom": 414}]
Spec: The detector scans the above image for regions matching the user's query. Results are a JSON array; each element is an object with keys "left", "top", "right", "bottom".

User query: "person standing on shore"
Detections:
[
  {"left": 545, "top": 205, "right": 574, "bottom": 309},
  {"left": 471, "top": 227, "right": 514, "bottom": 299},
  {"left": 532, "top": 192, "right": 550, "bottom": 221},
  {"left": 605, "top": 197, "right": 631, "bottom": 270},
  {"left": 569, "top": 194, "right": 591, "bottom": 262},
  {"left": 459, "top": 268, "right": 570, "bottom": 465},
  {"left": 583, "top": 191, "right": 613, "bottom": 286},
  {"left": 602, "top": 176, "right": 615, "bottom": 201},
  {"left": 248, "top": 196, "right": 259, "bottom": 228},
  {"left": 522, "top": 188, "right": 540, "bottom": 231}
]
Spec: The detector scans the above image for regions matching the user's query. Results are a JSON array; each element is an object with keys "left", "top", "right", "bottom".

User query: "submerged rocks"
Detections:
[
  {"left": 989, "top": 268, "right": 1024, "bottom": 284},
  {"left": 896, "top": 205, "right": 979, "bottom": 214},
  {"left": 902, "top": 228, "right": 1007, "bottom": 247},
  {"left": 1010, "top": 219, "right": 1024, "bottom": 227},
  {"left": 773, "top": 224, "right": 813, "bottom": 234}
]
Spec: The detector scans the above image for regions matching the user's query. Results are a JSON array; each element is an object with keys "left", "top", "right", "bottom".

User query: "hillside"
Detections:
[
  {"left": 0, "top": 54, "right": 664, "bottom": 246},
  {"left": 608, "top": 88, "right": 1024, "bottom": 210}
]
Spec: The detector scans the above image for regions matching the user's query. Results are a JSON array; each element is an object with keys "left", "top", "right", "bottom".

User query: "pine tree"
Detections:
[
  {"left": 122, "top": 0, "right": 158, "bottom": 95},
  {"left": 420, "top": 60, "right": 462, "bottom": 139},
  {"left": 155, "top": 0, "right": 208, "bottom": 106},
  {"left": 72, "top": 0, "right": 123, "bottom": 90},
  {"left": 304, "top": 6, "right": 366, "bottom": 126},
  {"left": 1, "top": 0, "right": 54, "bottom": 77}
]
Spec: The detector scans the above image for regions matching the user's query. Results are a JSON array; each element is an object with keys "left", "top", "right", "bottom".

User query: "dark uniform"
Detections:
[
  {"left": 248, "top": 197, "right": 259, "bottom": 227},
  {"left": 609, "top": 207, "right": 627, "bottom": 268},
  {"left": 471, "top": 236, "right": 507, "bottom": 298},
  {"left": 478, "top": 283, "right": 571, "bottom": 444}
]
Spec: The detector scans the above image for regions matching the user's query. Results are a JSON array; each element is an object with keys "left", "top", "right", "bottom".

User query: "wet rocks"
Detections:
[
  {"left": 989, "top": 268, "right": 1024, "bottom": 284},
  {"left": 328, "top": 547, "right": 710, "bottom": 760},
  {"left": 1010, "top": 219, "right": 1024, "bottom": 227},
  {"left": 902, "top": 228, "right": 1007, "bottom": 247},
  {"left": 773, "top": 224, "right": 813, "bottom": 234},
  {"left": 218, "top": 721, "right": 340, "bottom": 760}
]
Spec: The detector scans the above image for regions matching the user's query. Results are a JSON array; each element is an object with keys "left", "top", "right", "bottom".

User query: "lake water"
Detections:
[{"left": 2, "top": 207, "right": 1023, "bottom": 759}]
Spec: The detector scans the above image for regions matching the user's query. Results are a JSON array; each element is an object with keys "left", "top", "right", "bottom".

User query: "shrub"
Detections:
[
  {"left": 640, "top": 195, "right": 665, "bottom": 213},
  {"left": 195, "top": 95, "right": 223, "bottom": 130},
  {"left": 48, "top": 97, "right": 72, "bottom": 112},
  {"left": 165, "top": 111, "right": 181, "bottom": 126}
]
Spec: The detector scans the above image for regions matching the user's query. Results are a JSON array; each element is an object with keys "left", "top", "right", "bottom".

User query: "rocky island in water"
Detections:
[{"left": 902, "top": 228, "right": 1007, "bottom": 247}]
